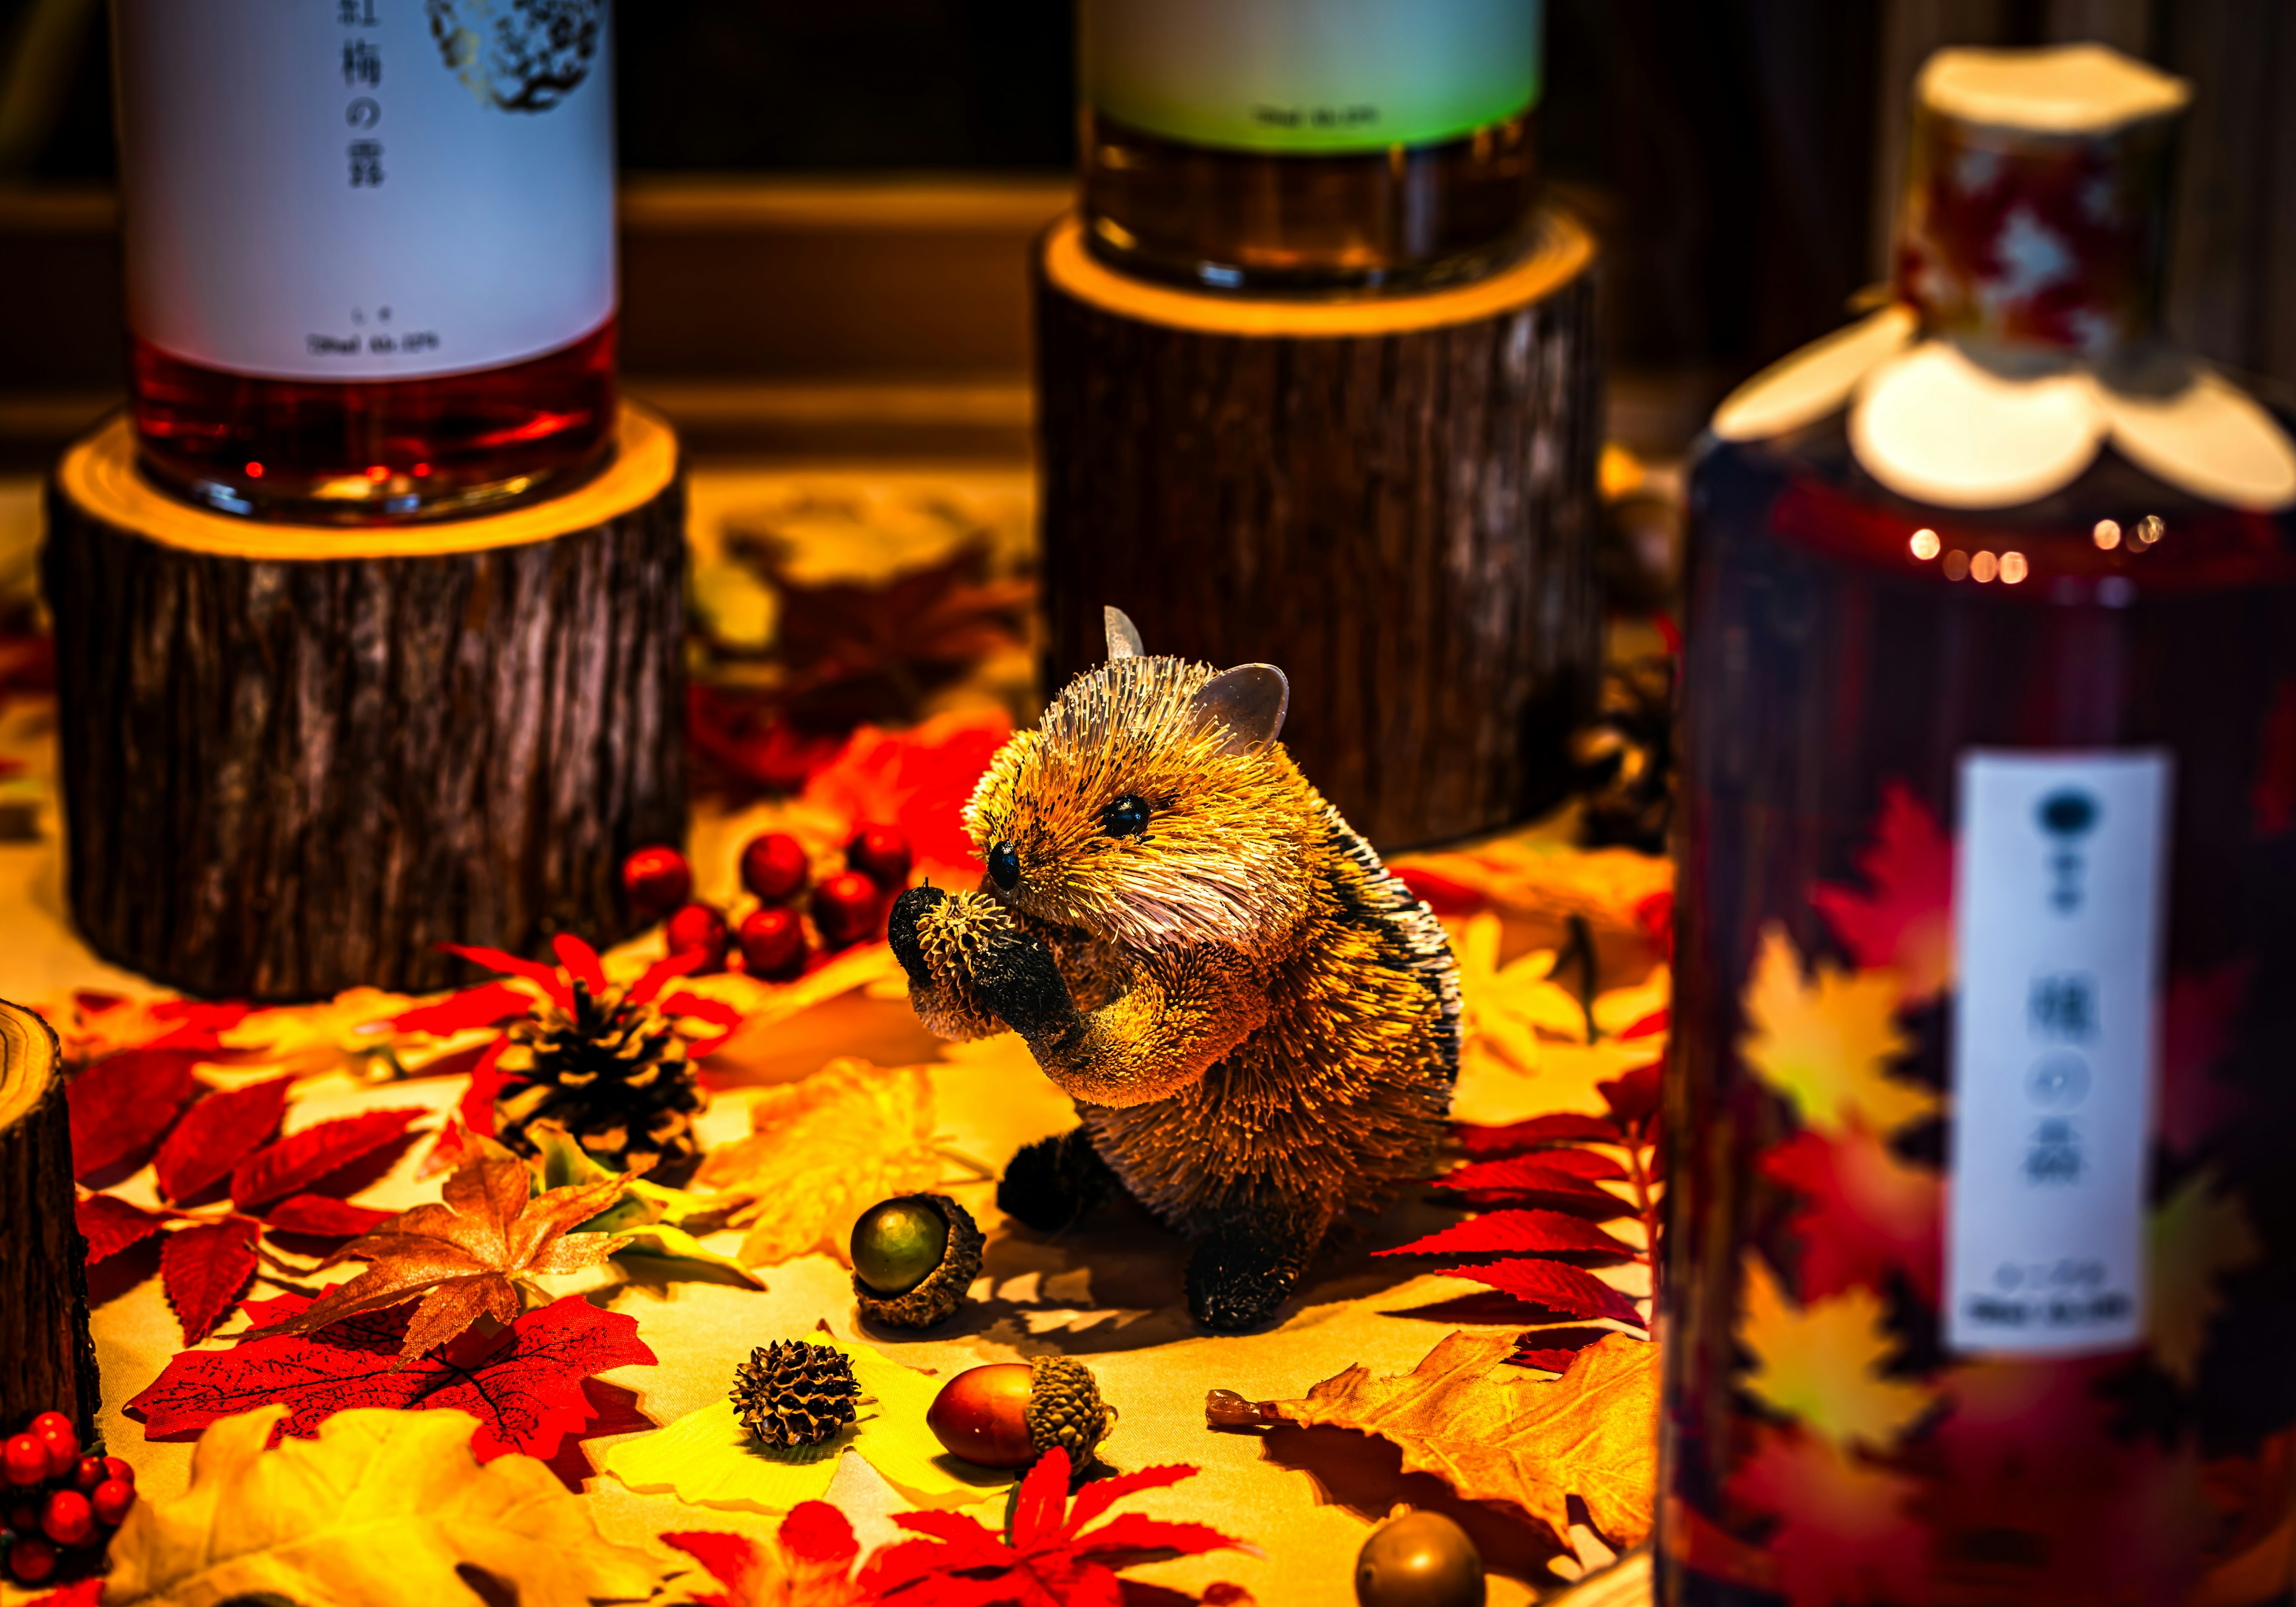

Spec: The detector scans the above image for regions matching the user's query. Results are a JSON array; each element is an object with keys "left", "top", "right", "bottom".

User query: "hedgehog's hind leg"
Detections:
[
  {"left": 1186, "top": 1208, "right": 1323, "bottom": 1334},
  {"left": 997, "top": 1127, "right": 1118, "bottom": 1232}
]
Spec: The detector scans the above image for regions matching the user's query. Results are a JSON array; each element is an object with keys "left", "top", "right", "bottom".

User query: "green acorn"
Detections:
[{"left": 850, "top": 1193, "right": 984, "bottom": 1329}]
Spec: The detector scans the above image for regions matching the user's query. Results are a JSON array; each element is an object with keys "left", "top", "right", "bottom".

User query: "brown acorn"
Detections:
[
  {"left": 850, "top": 1193, "right": 983, "bottom": 1329},
  {"left": 1354, "top": 1510, "right": 1485, "bottom": 1607},
  {"left": 925, "top": 1355, "right": 1116, "bottom": 1469}
]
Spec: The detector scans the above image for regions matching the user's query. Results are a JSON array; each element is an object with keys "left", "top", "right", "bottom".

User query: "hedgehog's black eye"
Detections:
[
  {"left": 988, "top": 841, "right": 1019, "bottom": 889},
  {"left": 1101, "top": 795, "right": 1150, "bottom": 837}
]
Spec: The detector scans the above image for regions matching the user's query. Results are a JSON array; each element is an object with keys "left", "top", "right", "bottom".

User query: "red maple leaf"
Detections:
[
  {"left": 1724, "top": 1427, "right": 1930, "bottom": 1607},
  {"left": 68, "top": 1049, "right": 201, "bottom": 1180},
  {"left": 229, "top": 1108, "right": 425, "bottom": 1208},
  {"left": 154, "top": 1074, "right": 294, "bottom": 1202},
  {"left": 2158, "top": 963, "right": 2253, "bottom": 1154},
  {"left": 1758, "top": 1124, "right": 1941, "bottom": 1306},
  {"left": 160, "top": 1218, "right": 261, "bottom": 1345},
  {"left": 126, "top": 1292, "right": 654, "bottom": 1462},
  {"left": 666, "top": 1502, "right": 867, "bottom": 1606},
  {"left": 76, "top": 1193, "right": 175, "bottom": 1261},
  {"left": 799, "top": 707, "right": 1012, "bottom": 885},
  {"left": 864, "top": 1449, "right": 1248, "bottom": 1606},
  {"left": 1809, "top": 780, "right": 1953, "bottom": 1003}
]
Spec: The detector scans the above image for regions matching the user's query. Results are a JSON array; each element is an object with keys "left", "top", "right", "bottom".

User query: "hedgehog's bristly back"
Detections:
[{"left": 963, "top": 656, "right": 1323, "bottom": 952}]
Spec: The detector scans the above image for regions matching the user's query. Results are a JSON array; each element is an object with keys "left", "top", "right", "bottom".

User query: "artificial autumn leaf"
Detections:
[
  {"left": 129, "top": 1291, "right": 655, "bottom": 1463},
  {"left": 694, "top": 1057, "right": 942, "bottom": 1267},
  {"left": 665, "top": 1503, "right": 871, "bottom": 1607},
  {"left": 1431, "top": 1157, "right": 1632, "bottom": 1217},
  {"left": 68, "top": 1048, "right": 200, "bottom": 1179},
  {"left": 1458, "top": 1113, "right": 1625, "bottom": 1153},
  {"left": 604, "top": 1333, "right": 991, "bottom": 1513},
  {"left": 1393, "top": 835, "right": 1674, "bottom": 934},
  {"left": 77, "top": 1192, "right": 173, "bottom": 1262},
  {"left": 1723, "top": 1426, "right": 1929, "bottom": 1607},
  {"left": 2158, "top": 964, "right": 2254, "bottom": 1154},
  {"left": 800, "top": 707, "right": 1012, "bottom": 884},
  {"left": 1736, "top": 1252, "right": 1933, "bottom": 1452},
  {"left": 100, "top": 1405, "right": 668, "bottom": 1606},
  {"left": 161, "top": 1217, "right": 261, "bottom": 1346},
  {"left": 1759, "top": 1124, "right": 1941, "bottom": 1306},
  {"left": 1449, "top": 1259, "right": 1644, "bottom": 1325},
  {"left": 229, "top": 1106, "right": 426, "bottom": 1208},
  {"left": 1738, "top": 925, "right": 1931, "bottom": 1138},
  {"left": 1809, "top": 780, "right": 1953, "bottom": 1002},
  {"left": 241, "top": 1141, "right": 629, "bottom": 1361},
  {"left": 1452, "top": 912, "right": 1593, "bottom": 1074},
  {"left": 1267, "top": 1330, "right": 1659, "bottom": 1548},
  {"left": 47, "top": 991, "right": 251, "bottom": 1064},
  {"left": 262, "top": 1193, "right": 396, "bottom": 1238},
  {"left": 153, "top": 1074, "right": 292, "bottom": 1202},
  {"left": 216, "top": 986, "right": 418, "bottom": 1080},
  {"left": 865, "top": 1447, "right": 1248, "bottom": 1606},
  {"left": 2149, "top": 1166, "right": 2263, "bottom": 1389},
  {"left": 1379, "top": 1208, "right": 1636, "bottom": 1261}
]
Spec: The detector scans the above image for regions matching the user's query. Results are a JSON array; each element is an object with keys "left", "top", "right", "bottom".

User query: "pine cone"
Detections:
[
  {"left": 1024, "top": 1355, "right": 1116, "bottom": 1464},
  {"left": 492, "top": 979, "right": 704, "bottom": 1184},
  {"left": 731, "top": 1340, "right": 860, "bottom": 1449}
]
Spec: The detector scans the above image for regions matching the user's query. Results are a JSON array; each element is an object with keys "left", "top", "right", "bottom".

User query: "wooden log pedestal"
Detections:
[
  {"left": 44, "top": 404, "right": 686, "bottom": 1001},
  {"left": 0, "top": 1000, "right": 99, "bottom": 1446},
  {"left": 1036, "top": 210, "right": 1604, "bottom": 851}
]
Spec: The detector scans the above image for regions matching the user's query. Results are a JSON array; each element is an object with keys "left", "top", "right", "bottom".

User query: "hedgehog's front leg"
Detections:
[
  {"left": 1186, "top": 1206, "right": 1329, "bottom": 1334},
  {"left": 887, "top": 885, "right": 1022, "bottom": 1041}
]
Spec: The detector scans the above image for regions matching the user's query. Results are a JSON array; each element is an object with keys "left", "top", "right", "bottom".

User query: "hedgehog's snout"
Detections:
[{"left": 988, "top": 841, "right": 1020, "bottom": 890}]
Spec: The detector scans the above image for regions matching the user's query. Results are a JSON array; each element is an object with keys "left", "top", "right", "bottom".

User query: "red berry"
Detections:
[
  {"left": 810, "top": 871, "right": 883, "bottom": 951},
  {"left": 101, "top": 1458, "right": 132, "bottom": 1488},
  {"left": 72, "top": 1455, "right": 103, "bottom": 1492},
  {"left": 90, "top": 1478, "right": 134, "bottom": 1527},
  {"left": 738, "top": 832, "right": 811, "bottom": 905},
  {"left": 2, "top": 1437, "right": 44, "bottom": 1487},
  {"left": 39, "top": 1490, "right": 92, "bottom": 1548},
  {"left": 664, "top": 902, "right": 729, "bottom": 974},
  {"left": 7, "top": 1535, "right": 54, "bottom": 1584},
  {"left": 621, "top": 845, "right": 693, "bottom": 922},
  {"left": 737, "top": 906, "right": 810, "bottom": 981},
  {"left": 33, "top": 1423, "right": 75, "bottom": 1481},
  {"left": 846, "top": 826, "right": 914, "bottom": 891}
]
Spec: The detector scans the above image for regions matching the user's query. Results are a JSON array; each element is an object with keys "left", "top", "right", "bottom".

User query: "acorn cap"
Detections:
[
  {"left": 1024, "top": 1355, "right": 1116, "bottom": 1464},
  {"left": 853, "top": 1193, "right": 985, "bottom": 1329}
]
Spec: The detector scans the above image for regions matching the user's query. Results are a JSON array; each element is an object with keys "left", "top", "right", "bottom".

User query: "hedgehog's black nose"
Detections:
[{"left": 988, "top": 841, "right": 1019, "bottom": 890}]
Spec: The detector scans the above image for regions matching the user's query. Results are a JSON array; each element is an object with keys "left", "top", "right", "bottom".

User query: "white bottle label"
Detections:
[
  {"left": 114, "top": 0, "right": 616, "bottom": 383},
  {"left": 1081, "top": 0, "right": 1542, "bottom": 156},
  {"left": 1945, "top": 750, "right": 2171, "bottom": 1355}
]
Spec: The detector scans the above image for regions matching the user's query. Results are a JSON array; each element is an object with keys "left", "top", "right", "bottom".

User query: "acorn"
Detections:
[
  {"left": 622, "top": 845, "right": 692, "bottom": 922},
  {"left": 1355, "top": 1511, "right": 1485, "bottom": 1607},
  {"left": 738, "top": 905, "right": 810, "bottom": 981},
  {"left": 851, "top": 1193, "right": 982, "bottom": 1329},
  {"left": 740, "top": 832, "right": 811, "bottom": 905},
  {"left": 926, "top": 1355, "right": 1116, "bottom": 1471}
]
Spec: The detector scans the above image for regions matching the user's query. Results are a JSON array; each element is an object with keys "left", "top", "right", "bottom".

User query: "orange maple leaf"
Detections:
[
  {"left": 1724, "top": 1426, "right": 1929, "bottom": 1607},
  {"left": 1739, "top": 925, "right": 1931, "bottom": 1138},
  {"left": 1759, "top": 1123, "right": 1941, "bottom": 1306},
  {"left": 1737, "top": 1252, "right": 1934, "bottom": 1452},
  {"left": 1810, "top": 781, "right": 1953, "bottom": 1003}
]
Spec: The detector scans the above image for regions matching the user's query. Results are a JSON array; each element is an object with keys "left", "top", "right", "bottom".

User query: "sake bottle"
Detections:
[
  {"left": 1077, "top": 0, "right": 1543, "bottom": 292},
  {"left": 1663, "top": 44, "right": 2296, "bottom": 1607},
  {"left": 111, "top": 0, "right": 618, "bottom": 523}
]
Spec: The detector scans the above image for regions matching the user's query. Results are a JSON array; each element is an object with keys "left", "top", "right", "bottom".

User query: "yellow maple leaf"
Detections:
[
  {"left": 694, "top": 1057, "right": 943, "bottom": 1267},
  {"left": 1396, "top": 830, "right": 1672, "bottom": 931},
  {"left": 1738, "top": 1252, "right": 1934, "bottom": 1452},
  {"left": 102, "top": 1404, "right": 668, "bottom": 1606},
  {"left": 2150, "top": 1167, "right": 2264, "bottom": 1389},
  {"left": 1269, "top": 1330, "right": 1659, "bottom": 1548},
  {"left": 1454, "top": 912, "right": 1589, "bottom": 1074},
  {"left": 1739, "top": 924, "right": 1930, "bottom": 1137}
]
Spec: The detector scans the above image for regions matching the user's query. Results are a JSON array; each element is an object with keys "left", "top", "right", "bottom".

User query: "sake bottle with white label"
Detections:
[
  {"left": 1076, "top": 0, "right": 1543, "bottom": 291},
  {"left": 1662, "top": 45, "right": 2296, "bottom": 1607},
  {"left": 111, "top": 0, "right": 618, "bottom": 523}
]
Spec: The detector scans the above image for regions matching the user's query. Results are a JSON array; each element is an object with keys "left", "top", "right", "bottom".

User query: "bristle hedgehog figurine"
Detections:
[{"left": 887, "top": 607, "right": 1462, "bottom": 1332}]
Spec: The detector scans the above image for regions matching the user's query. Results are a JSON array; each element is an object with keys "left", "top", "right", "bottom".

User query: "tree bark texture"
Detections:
[
  {"left": 44, "top": 407, "right": 687, "bottom": 1001},
  {"left": 0, "top": 1000, "right": 99, "bottom": 1445},
  {"left": 1036, "top": 210, "right": 1605, "bottom": 851}
]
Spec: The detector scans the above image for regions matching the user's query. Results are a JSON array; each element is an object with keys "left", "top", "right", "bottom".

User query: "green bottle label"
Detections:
[{"left": 1082, "top": 0, "right": 1542, "bottom": 156}]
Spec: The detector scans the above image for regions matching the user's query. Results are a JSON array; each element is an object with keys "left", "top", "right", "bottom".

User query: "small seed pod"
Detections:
[
  {"left": 851, "top": 1192, "right": 984, "bottom": 1329},
  {"left": 926, "top": 1355, "right": 1117, "bottom": 1470},
  {"left": 1355, "top": 1510, "right": 1485, "bottom": 1607}
]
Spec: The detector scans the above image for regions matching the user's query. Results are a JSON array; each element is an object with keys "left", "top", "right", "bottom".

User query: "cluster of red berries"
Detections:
[
  {"left": 2, "top": 1414, "right": 136, "bottom": 1585},
  {"left": 621, "top": 827, "right": 915, "bottom": 981}
]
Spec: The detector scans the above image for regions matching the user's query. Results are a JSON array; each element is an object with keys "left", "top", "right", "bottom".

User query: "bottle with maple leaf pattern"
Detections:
[{"left": 1662, "top": 45, "right": 2296, "bottom": 1607}]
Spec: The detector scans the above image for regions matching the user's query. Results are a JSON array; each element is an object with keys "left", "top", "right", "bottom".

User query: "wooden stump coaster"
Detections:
[
  {"left": 0, "top": 1000, "right": 98, "bottom": 1444},
  {"left": 1036, "top": 209, "right": 1604, "bottom": 851},
  {"left": 45, "top": 402, "right": 687, "bottom": 1001}
]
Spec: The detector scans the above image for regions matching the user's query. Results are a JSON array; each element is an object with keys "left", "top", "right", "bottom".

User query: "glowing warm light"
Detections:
[
  {"left": 1910, "top": 528, "right": 1941, "bottom": 560},
  {"left": 2001, "top": 551, "right": 2028, "bottom": 584},
  {"left": 2136, "top": 514, "right": 2166, "bottom": 545},
  {"left": 411, "top": 462, "right": 432, "bottom": 478},
  {"left": 2093, "top": 519, "right": 2121, "bottom": 549},
  {"left": 1971, "top": 551, "right": 1999, "bottom": 583},
  {"left": 244, "top": 461, "right": 264, "bottom": 478},
  {"left": 1943, "top": 550, "right": 1970, "bottom": 581},
  {"left": 367, "top": 465, "right": 390, "bottom": 482}
]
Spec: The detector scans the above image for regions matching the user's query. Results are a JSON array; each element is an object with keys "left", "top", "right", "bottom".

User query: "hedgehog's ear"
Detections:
[
  {"left": 1104, "top": 606, "right": 1146, "bottom": 661},
  {"left": 1187, "top": 664, "right": 1289, "bottom": 757}
]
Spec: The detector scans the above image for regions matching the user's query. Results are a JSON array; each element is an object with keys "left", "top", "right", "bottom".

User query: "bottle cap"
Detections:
[{"left": 1894, "top": 44, "right": 2190, "bottom": 360}]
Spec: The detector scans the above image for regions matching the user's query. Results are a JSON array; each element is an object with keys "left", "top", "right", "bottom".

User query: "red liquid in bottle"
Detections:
[{"left": 130, "top": 321, "right": 617, "bottom": 522}]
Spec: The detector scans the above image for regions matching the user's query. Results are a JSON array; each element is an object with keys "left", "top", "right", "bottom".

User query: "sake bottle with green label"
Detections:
[{"left": 1077, "top": 0, "right": 1543, "bottom": 292}]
